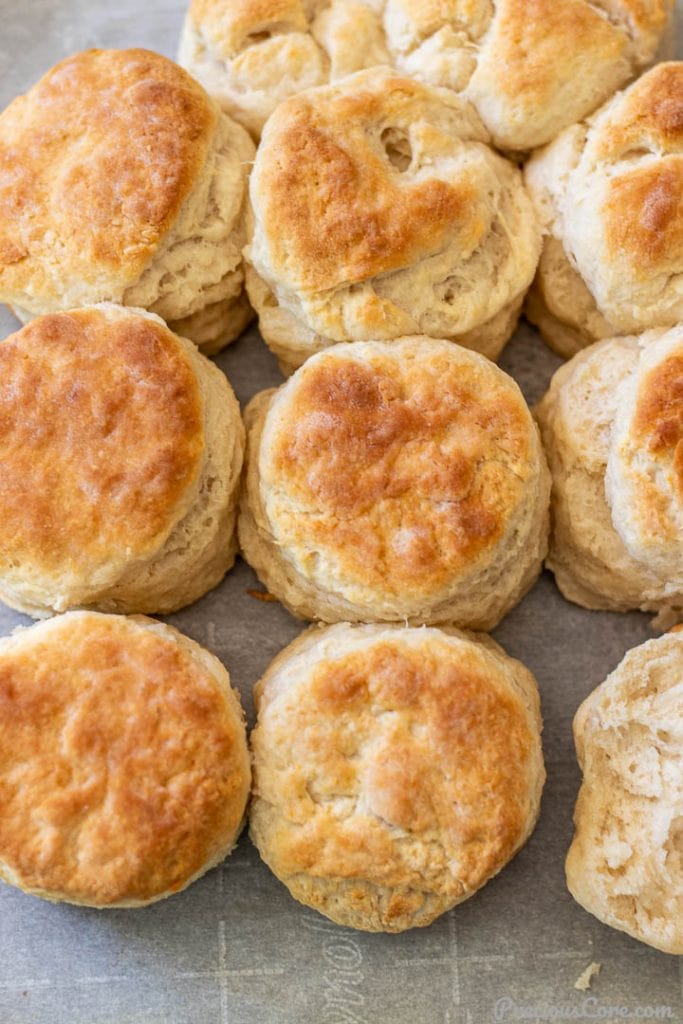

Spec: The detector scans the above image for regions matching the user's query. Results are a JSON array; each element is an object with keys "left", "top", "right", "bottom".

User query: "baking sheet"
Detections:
[{"left": 0, "top": 4, "right": 681, "bottom": 1022}]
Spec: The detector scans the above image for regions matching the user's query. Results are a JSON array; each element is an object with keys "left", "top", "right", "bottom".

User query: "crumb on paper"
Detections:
[
  {"left": 247, "top": 588, "right": 278, "bottom": 603},
  {"left": 574, "top": 962, "right": 601, "bottom": 991}
]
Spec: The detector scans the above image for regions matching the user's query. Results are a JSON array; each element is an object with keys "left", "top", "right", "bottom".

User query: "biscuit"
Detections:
[
  {"left": 0, "top": 611, "right": 250, "bottom": 907},
  {"left": 249, "top": 621, "right": 545, "bottom": 932},
  {"left": 178, "top": 0, "right": 671, "bottom": 149},
  {"left": 566, "top": 629, "right": 683, "bottom": 954},
  {"left": 0, "top": 48, "right": 255, "bottom": 355},
  {"left": 526, "top": 62, "right": 683, "bottom": 359},
  {"left": 0, "top": 305, "right": 244, "bottom": 617},
  {"left": 239, "top": 337, "right": 550, "bottom": 630},
  {"left": 245, "top": 68, "right": 541, "bottom": 374},
  {"left": 536, "top": 324, "right": 683, "bottom": 624}
]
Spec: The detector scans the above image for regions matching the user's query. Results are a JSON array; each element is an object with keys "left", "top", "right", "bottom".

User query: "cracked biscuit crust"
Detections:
[
  {"left": 566, "top": 629, "right": 683, "bottom": 954},
  {"left": 250, "top": 622, "right": 544, "bottom": 932},
  {"left": 239, "top": 337, "right": 550, "bottom": 629},
  {"left": 0, "top": 612, "right": 250, "bottom": 907}
]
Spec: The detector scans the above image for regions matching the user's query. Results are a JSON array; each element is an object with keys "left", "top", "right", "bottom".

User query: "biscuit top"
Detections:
[
  {"left": 0, "top": 307, "right": 204, "bottom": 594},
  {"left": 595, "top": 60, "right": 683, "bottom": 163},
  {"left": 258, "top": 338, "right": 539, "bottom": 610},
  {"left": 250, "top": 68, "right": 486, "bottom": 293},
  {"left": 185, "top": 0, "right": 670, "bottom": 148},
  {"left": 607, "top": 326, "right": 683, "bottom": 582},
  {"left": 0, "top": 49, "right": 216, "bottom": 312},
  {"left": 526, "top": 63, "right": 683, "bottom": 333},
  {"left": 247, "top": 67, "right": 540, "bottom": 344},
  {"left": 252, "top": 624, "right": 543, "bottom": 901},
  {"left": 0, "top": 613, "right": 250, "bottom": 905},
  {"left": 457, "top": 0, "right": 667, "bottom": 149}
]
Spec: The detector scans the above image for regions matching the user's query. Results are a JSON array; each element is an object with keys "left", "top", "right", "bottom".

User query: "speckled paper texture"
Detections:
[{"left": 0, "top": 5, "right": 682, "bottom": 1022}]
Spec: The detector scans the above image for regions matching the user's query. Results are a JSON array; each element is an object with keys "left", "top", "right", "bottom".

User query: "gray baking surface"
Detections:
[{"left": 0, "top": 4, "right": 681, "bottom": 1022}]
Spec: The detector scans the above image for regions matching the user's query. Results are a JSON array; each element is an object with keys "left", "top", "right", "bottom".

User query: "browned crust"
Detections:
[
  {"left": 0, "top": 49, "right": 216, "bottom": 308},
  {"left": 0, "top": 614, "right": 249, "bottom": 905},
  {"left": 632, "top": 352, "right": 683, "bottom": 500},
  {"left": 0, "top": 309, "right": 204, "bottom": 579},
  {"left": 250, "top": 628, "right": 543, "bottom": 931},
  {"left": 599, "top": 61, "right": 683, "bottom": 157},
  {"left": 482, "top": 0, "right": 628, "bottom": 103},
  {"left": 264, "top": 345, "right": 535, "bottom": 600},
  {"left": 253, "top": 76, "right": 484, "bottom": 292}
]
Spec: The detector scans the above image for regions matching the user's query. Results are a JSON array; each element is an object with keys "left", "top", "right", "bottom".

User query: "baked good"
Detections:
[
  {"left": 566, "top": 629, "right": 683, "bottom": 954},
  {"left": 178, "top": 0, "right": 671, "bottom": 149},
  {"left": 526, "top": 62, "right": 683, "bottom": 359},
  {"left": 250, "top": 621, "right": 545, "bottom": 932},
  {"left": 178, "top": 0, "right": 338, "bottom": 139},
  {"left": 239, "top": 336, "right": 550, "bottom": 629},
  {"left": 0, "top": 48, "right": 255, "bottom": 355},
  {"left": 245, "top": 67, "right": 541, "bottom": 374},
  {"left": 536, "top": 324, "right": 683, "bottom": 625},
  {"left": 0, "top": 304, "right": 244, "bottom": 617},
  {"left": 0, "top": 611, "right": 250, "bottom": 908}
]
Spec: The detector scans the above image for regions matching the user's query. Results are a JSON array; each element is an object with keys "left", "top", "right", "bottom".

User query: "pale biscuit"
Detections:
[
  {"left": 179, "top": 0, "right": 671, "bottom": 149},
  {"left": 239, "top": 337, "right": 550, "bottom": 630},
  {"left": 536, "top": 324, "right": 683, "bottom": 623},
  {"left": 0, "top": 612, "right": 250, "bottom": 907},
  {"left": 245, "top": 68, "right": 541, "bottom": 373},
  {"left": 526, "top": 62, "right": 683, "bottom": 359},
  {"left": 0, "top": 48, "right": 255, "bottom": 355},
  {"left": 567, "top": 629, "right": 683, "bottom": 954},
  {"left": 0, "top": 305, "right": 244, "bottom": 617},
  {"left": 250, "top": 621, "right": 544, "bottom": 932}
]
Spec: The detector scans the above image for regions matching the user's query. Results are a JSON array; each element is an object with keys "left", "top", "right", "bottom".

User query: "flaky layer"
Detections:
[
  {"left": 0, "top": 612, "right": 250, "bottom": 907},
  {"left": 239, "top": 337, "right": 549, "bottom": 629},
  {"left": 124, "top": 105, "right": 255, "bottom": 353},
  {"left": 567, "top": 631, "right": 683, "bottom": 954},
  {"left": 250, "top": 622, "right": 544, "bottom": 932}
]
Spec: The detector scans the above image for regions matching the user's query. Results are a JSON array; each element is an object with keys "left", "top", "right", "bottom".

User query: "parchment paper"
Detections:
[{"left": 0, "top": 5, "right": 681, "bottom": 1021}]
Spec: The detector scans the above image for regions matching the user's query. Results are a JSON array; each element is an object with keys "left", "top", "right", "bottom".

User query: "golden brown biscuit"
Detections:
[
  {"left": 250, "top": 621, "right": 545, "bottom": 932},
  {"left": 0, "top": 611, "right": 250, "bottom": 908},
  {"left": 536, "top": 324, "right": 683, "bottom": 624},
  {"left": 0, "top": 304, "right": 244, "bottom": 617},
  {"left": 0, "top": 48, "right": 255, "bottom": 354},
  {"left": 566, "top": 630, "right": 683, "bottom": 954},
  {"left": 178, "top": 0, "right": 671, "bottom": 149},
  {"left": 245, "top": 68, "right": 541, "bottom": 373},
  {"left": 239, "top": 337, "right": 550, "bottom": 630},
  {"left": 526, "top": 62, "right": 683, "bottom": 358}
]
